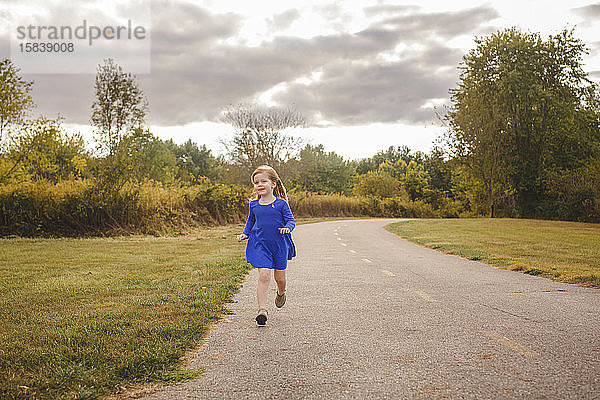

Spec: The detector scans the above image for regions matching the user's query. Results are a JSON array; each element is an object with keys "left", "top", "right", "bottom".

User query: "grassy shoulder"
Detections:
[
  {"left": 0, "top": 223, "right": 252, "bottom": 400},
  {"left": 386, "top": 218, "right": 600, "bottom": 288}
]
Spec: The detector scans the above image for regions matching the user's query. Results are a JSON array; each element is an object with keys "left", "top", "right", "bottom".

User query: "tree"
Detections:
[
  {"left": 356, "top": 145, "right": 414, "bottom": 175},
  {"left": 423, "top": 147, "right": 454, "bottom": 194},
  {"left": 1, "top": 116, "right": 87, "bottom": 183},
  {"left": 165, "top": 139, "right": 220, "bottom": 183},
  {"left": 125, "top": 129, "right": 178, "bottom": 184},
  {"left": 447, "top": 27, "right": 600, "bottom": 217},
  {"left": 379, "top": 159, "right": 430, "bottom": 202},
  {"left": 0, "top": 59, "right": 35, "bottom": 150},
  {"left": 90, "top": 128, "right": 179, "bottom": 189},
  {"left": 353, "top": 169, "right": 400, "bottom": 198},
  {"left": 90, "top": 58, "right": 148, "bottom": 155},
  {"left": 447, "top": 82, "right": 510, "bottom": 217},
  {"left": 284, "top": 144, "right": 356, "bottom": 194},
  {"left": 220, "top": 103, "right": 305, "bottom": 177},
  {"left": 546, "top": 158, "right": 600, "bottom": 222}
]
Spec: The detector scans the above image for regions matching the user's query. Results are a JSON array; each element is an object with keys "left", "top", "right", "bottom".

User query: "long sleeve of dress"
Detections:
[
  {"left": 281, "top": 200, "right": 296, "bottom": 232},
  {"left": 242, "top": 203, "right": 255, "bottom": 236}
]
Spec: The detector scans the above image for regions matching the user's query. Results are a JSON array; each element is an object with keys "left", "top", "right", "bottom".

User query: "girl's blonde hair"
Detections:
[{"left": 251, "top": 165, "right": 288, "bottom": 201}]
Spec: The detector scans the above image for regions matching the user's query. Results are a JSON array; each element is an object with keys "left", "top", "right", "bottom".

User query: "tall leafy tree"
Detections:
[
  {"left": 90, "top": 128, "right": 179, "bottom": 189},
  {"left": 1, "top": 116, "right": 87, "bottom": 183},
  {"left": 0, "top": 59, "right": 35, "bottom": 150},
  {"left": 90, "top": 58, "right": 148, "bottom": 155},
  {"left": 379, "top": 159, "right": 430, "bottom": 201},
  {"left": 356, "top": 145, "right": 414, "bottom": 175},
  {"left": 165, "top": 139, "right": 220, "bottom": 182},
  {"left": 353, "top": 169, "right": 400, "bottom": 198},
  {"left": 448, "top": 27, "right": 600, "bottom": 217},
  {"left": 284, "top": 144, "right": 355, "bottom": 194},
  {"left": 423, "top": 147, "right": 454, "bottom": 195}
]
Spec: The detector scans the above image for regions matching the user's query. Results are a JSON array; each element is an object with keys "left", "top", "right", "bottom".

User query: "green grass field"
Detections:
[
  {"left": 0, "top": 223, "right": 252, "bottom": 400},
  {"left": 386, "top": 218, "right": 600, "bottom": 288}
]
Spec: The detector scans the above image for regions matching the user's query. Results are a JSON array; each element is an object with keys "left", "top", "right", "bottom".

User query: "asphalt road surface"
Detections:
[{"left": 139, "top": 219, "right": 600, "bottom": 399}]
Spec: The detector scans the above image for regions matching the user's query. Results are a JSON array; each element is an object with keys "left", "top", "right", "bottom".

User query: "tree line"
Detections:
[
  {"left": 0, "top": 26, "right": 598, "bottom": 227},
  {"left": 447, "top": 28, "right": 600, "bottom": 220}
]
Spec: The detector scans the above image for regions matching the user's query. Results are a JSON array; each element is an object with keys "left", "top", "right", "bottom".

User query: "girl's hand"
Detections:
[
  {"left": 279, "top": 227, "right": 290, "bottom": 234},
  {"left": 237, "top": 234, "right": 248, "bottom": 242}
]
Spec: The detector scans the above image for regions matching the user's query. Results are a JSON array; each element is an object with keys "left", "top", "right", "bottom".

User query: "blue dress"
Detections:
[{"left": 242, "top": 197, "right": 296, "bottom": 270}]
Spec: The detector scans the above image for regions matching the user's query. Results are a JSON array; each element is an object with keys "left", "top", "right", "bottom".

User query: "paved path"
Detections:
[{"left": 140, "top": 219, "right": 600, "bottom": 399}]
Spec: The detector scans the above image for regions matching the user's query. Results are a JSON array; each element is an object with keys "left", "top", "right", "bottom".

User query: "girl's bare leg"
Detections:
[
  {"left": 274, "top": 269, "right": 286, "bottom": 295},
  {"left": 257, "top": 268, "right": 271, "bottom": 310}
]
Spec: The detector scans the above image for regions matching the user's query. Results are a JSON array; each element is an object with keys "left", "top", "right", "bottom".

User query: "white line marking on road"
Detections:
[
  {"left": 349, "top": 250, "right": 357, "bottom": 254},
  {"left": 480, "top": 330, "right": 539, "bottom": 357},
  {"left": 381, "top": 269, "right": 395, "bottom": 276},
  {"left": 361, "top": 258, "right": 372, "bottom": 263},
  {"left": 341, "top": 243, "right": 347, "bottom": 247},
  {"left": 414, "top": 290, "right": 438, "bottom": 302}
]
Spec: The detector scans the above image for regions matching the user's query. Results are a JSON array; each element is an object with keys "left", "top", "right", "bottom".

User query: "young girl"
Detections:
[{"left": 236, "top": 165, "right": 296, "bottom": 326}]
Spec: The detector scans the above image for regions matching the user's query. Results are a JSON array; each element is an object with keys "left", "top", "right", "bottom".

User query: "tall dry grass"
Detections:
[
  {"left": 0, "top": 179, "right": 252, "bottom": 237},
  {"left": 289, "top": 191, "right": 436, "bottom": 218},
  {"left": 0, "top": 181, "right": 437, "bottom": 237}
]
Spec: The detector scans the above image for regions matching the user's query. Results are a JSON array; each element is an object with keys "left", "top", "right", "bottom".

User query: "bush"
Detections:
[
  {"left": 0, "top": 179, "right": 253, "bottom": 237},
  {"left": 353, "top": 170, "right": 400, "bottom": 198},
  {"left": 288, "top": 191, "right": 437, "bottom": 219},
  {"left": 545, "top": 161, "right": 600, "bottom": 223},
  {"left": 0, "top": 181, "right": 441, "bottom": 237},
  {"left": 288, "top": 191, "right": 363, "bottom": 218}
]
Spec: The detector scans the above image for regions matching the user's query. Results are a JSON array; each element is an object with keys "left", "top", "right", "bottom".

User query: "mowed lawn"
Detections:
[
  {"left": 0, "top": 224, "right": 251, "bottom": 400},
  {"left": 387, "top": 218, "right": 600, "bottom": 288}
]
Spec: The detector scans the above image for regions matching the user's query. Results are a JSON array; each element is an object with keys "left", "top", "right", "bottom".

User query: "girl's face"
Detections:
[{"left": 253, "top": 172, "right": 276, "bottom": 197}]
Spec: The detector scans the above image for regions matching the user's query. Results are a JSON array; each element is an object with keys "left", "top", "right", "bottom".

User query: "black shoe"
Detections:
[{"left": 256, "top": 309, "right": 268, "bottom": 326}]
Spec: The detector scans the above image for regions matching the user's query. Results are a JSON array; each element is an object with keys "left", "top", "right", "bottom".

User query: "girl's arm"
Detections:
[
  {"left": 279, "top": 200, "right": 296, "bottom": 233},
  {"left": 241, "top": 203, "right": 255, "bottom": 237}
]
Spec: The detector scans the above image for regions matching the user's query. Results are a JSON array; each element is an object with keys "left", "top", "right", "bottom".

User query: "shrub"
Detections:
[
  {"left": 0, "top": 181, "right": 440, "bottom": 237},
  {"left": 288, "top": 191, "right": 362, "bottom": 217},
  {"left": 0, "top": 179, "right": 253, "bottom": 237}
]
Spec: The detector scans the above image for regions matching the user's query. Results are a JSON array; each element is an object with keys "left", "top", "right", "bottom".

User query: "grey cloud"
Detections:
[
  {"left": 0, "top": 34, "right": 9, "bottom": 59},
  {"left": 29, "top": 75, "right": 96, "bottom": 123},
  {"left": 150, "top": 1, "right": 241, "bottom": 50},
  {"left": 266, "top": 9, "right": 300, "bottom": 31},
  {"left": 141, "top": 26, "right": 427, "bottom": 125},
  {"left": 271, "top": 47, "right": 461, "bottom": 126},
  {"left": 571, "top": 3, "right": 600, "bottom": 18},
  {"left": 0, "top": 70, "right": 97, "bottom": 125},
  {"left": 2, "top": 1, "right": 243, "bottom": 125},
  {"left": 0, "top": 8, "right": 11, "bottom": 29},
  {"left": 415, "top": 41, "right": 465, "bottom": 67},
  {"left": 8, "top": 0, "right": 140, "bottom": 35},
  {"left": 588, "top": 41, "right": 600, "bottom": 57},
  {"left": 363, "top": 4, "right": 420, "bottom": 18},
  {"left": 379, "top": 5, "right": 499, "bottom": 39},
  {"left": 312, "top": 3, "right": 354, "bottom": 30},
  {"left": 4, "top": 2, "right": 499, "bottom": 128}
]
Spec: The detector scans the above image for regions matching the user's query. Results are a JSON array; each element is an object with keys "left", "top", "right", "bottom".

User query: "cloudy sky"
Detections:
[{"left": 2, "top": 0, "right": 600, "bottom": 159}]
